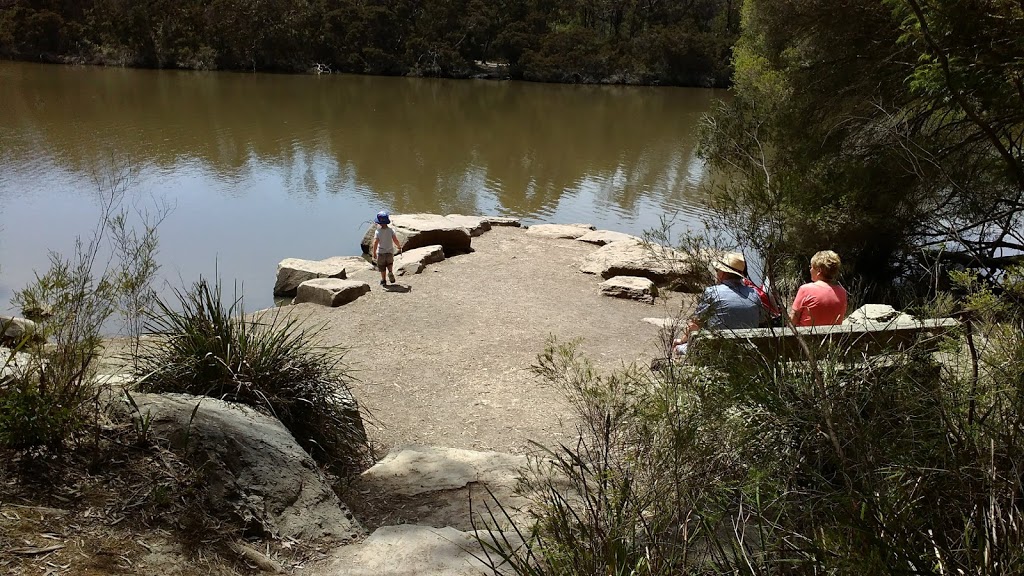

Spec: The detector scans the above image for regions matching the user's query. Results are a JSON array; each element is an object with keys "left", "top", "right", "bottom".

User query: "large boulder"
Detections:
[
  {"left": 123, "top": 393, "right": 364, "bottom": 541},
  {"left": 360, "top": 214, "right": 472, "bottom": 256},
  {"left": 599, "top": 276, "right": 657, "bottom": 304},
  {"left": 393, "top": 245, "right": 445, "bottom": 277},
  {"left": 0, "top": 316, "right": 38, "bottom": 344},
  {"left": 274, "top": 258, "right": 348, "bottom": 297},
  {"left": 577, "top": 229, "right": 641, "bottom": 246},
  {"left": 580, "top": 240, "right": 696, "bottom": 287},
  {"left": 525, "top": 223, "right": 596, "bottom": 239},
  {"left": 294, "top": 279, "right": 371, "bottom": 307}
]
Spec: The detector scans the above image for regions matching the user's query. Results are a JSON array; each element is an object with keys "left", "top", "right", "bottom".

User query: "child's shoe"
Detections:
[
  {"left": 379, "top": 280, "right": 386, "bottom": 287},
  {"left": 388, "top": 271, "right": 396, "bottom": 283}
]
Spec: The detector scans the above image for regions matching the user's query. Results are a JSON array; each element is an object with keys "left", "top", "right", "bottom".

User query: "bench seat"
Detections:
[{"left": 688, "top": 318, "right": 960, "bottom": 363}]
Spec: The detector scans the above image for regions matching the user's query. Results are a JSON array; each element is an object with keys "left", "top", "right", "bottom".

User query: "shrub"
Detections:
[
  {"left": 133, "top": 278, "right": 371, "bottom": 477},
  {"left": 2, "top": 169, "right": 163, "bottom": 452},
  {"left": 0, "top": 340, "right": 94, "bottom": 451},
  {"left": 480, "top": 313, "right": 1024, "bottom": 574}
]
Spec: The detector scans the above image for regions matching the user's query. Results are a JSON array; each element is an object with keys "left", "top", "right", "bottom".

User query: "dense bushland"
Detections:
[
  {"left": 0, "top": 0, "right": 739, "bottom": 86},
  {"left": 480, "top": 268, "right": 1024, "bottom": 574},
  {"left": 699, "top": 0, "right": 1024, "bottom": 293}
]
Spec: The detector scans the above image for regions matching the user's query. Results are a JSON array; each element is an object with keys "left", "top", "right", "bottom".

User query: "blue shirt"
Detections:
[{"left": 695, "top": 279, "right": 763, "bottom": 330}]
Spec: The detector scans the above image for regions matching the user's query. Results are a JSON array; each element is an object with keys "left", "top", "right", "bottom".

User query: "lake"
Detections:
[{"left": 0, "top": 60, "right": 721, "bottom": 314}]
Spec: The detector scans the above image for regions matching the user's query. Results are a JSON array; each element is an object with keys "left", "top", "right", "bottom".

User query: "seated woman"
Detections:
[{"left": 790, "top": 250, "right": 848, "bottom": 327}]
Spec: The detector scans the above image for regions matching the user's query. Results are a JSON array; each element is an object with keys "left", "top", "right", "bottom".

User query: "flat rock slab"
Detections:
[
  {"left": 580, "top": 240, "right": 695, "bottom": 286},
  {"left": 321, "top": 256, "right": 376, "bottom": 274},
  {"left": 444, "top": 215, "right": 491, "bottom": 237},
  {"left": 125, "top": 393, "right": 363, "bottom": 542},
  {"left": 308, "top": 525, "right": 520, "bottom": 576},
  {"left": 398, "top": 245, "right": 445, "bottom": 266},
  {"left": 392, "top": 245, "right": 445, "bottom": 277},
  {"left": 274, "top": 258, "right": 349, "bottom": 297},
  {"left": 360, "top": 214, "right": 472, "bottom": 255},
  {"left": 845, "top": 304, "right": 915, "bottom": 324},
  {"left": 525, "top": 223, "right": 596, "bottom": 239},
  {"left": 481, "top": 216, "right": 521, "bottom": 227},
  {"left": 599, "top": 276, "right": 657, "bottom": 304},
  {"left": 577, "top": 229, "right": 641, "bottom": 246},
  {"left": 361, "top": 445, "right": 526, "bottom": 496},
  {"left": 294, "top": 279, "right": 371, "bottom": 307}
]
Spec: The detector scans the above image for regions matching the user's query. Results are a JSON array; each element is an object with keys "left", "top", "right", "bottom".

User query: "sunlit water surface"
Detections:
[{"left": 0, "top": 61, "right": 723, "bottom": 314}]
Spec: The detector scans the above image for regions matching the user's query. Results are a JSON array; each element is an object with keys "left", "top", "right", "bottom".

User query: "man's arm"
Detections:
[{"left": 678, "top": 318, "right": 703, "bottom": 344}]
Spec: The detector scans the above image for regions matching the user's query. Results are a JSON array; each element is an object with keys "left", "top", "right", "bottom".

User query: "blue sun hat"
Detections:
[{"left": 375, "top": 210, "right": 391, "bottom": 225}]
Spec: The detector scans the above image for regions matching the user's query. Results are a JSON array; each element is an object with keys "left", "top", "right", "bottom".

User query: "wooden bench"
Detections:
[{"left": 687, "top": 318, "right": 961, "bottom": 364}]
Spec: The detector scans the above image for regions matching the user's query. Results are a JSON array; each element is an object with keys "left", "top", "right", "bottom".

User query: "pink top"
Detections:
[{"left": 791, "top": 281, "right": 847, "bottom": 327}]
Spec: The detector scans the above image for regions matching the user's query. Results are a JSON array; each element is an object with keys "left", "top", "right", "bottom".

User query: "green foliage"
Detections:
[
  {"left": 482, "top": 312, "right": 1024, "bottom": 574},
  {"left": 0, "top": 0, "right": 740, "bottom": 86},
  {"left": 699, "top": 0, "right": 1024, "bottom": 293},
  {"left": 1, "top": 164, "right": 163, "bottom": 453},
  {"left": 0, "top": 344, "right": 93, "bottom": 451},
  {"left": 133, "top": 277, "right": 371, "bottom": 477}
]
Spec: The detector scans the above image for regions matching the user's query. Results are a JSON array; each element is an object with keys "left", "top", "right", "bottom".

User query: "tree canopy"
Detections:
[
  {"left": 0, "top": 0, "right": 740, "bottom": 86},
  {"left": 700, "top": 0, "right": 1024, "bottom": 290}
]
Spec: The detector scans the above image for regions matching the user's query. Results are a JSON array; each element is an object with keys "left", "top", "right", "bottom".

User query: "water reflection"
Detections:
[{"left": 0, "top": 60, "right": 719, "bottom": 311}]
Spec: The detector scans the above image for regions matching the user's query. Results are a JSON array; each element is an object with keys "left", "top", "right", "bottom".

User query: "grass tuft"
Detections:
[{"left": 133, "top": 277, "right": 372, "bottom": 478}]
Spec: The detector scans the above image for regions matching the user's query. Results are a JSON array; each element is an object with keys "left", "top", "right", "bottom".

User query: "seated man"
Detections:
[{"left": 673, "top": 252, "right": 765, "bottom": 357}]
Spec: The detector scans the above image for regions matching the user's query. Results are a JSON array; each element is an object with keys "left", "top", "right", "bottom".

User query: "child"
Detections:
[{"left": 371, "top": 210, "right": 402, "bottom": 286}]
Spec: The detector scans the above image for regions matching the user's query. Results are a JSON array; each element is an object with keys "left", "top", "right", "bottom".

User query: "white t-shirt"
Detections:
[{"left": 374, "top": 227, "right": 397, "bottom": 254}]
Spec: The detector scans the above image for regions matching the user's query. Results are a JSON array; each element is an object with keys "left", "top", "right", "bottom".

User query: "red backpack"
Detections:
[{"left": 743, "top": 278, "right": 783, "bottom": 319}]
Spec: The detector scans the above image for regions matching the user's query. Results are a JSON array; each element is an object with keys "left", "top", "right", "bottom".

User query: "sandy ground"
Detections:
[{"left": 280, "top": 226, "right": 691, "bottom": 456}]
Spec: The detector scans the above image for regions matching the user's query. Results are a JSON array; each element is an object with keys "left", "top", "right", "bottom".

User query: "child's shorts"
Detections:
[{"left": 376, "top": 252, "right": 394, "bottom": 271}]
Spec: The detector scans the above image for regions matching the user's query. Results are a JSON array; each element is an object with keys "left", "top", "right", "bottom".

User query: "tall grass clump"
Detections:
[
  {"left": 134, "top": 277, "right": 371, "bottom": 477},
  {"left": 479, "top": 271, "right": 1024, "bottom": 574}
]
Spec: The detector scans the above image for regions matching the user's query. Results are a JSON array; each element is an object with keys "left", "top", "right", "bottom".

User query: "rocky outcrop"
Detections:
[
  {"left": 360, "top": 214, "right": 473, "bottom": 256},
  {"left": 525, "top": 223, "right": 596, "bottom": 239},
  {"left": 1, "top": 316, "right": 38, "bottom": 344},
  {"left": 599, "top": 276, "right": 657, "bottom": 304},
  {"left": 124, "top": 393, "right": 363, "bottom": 542},
  {"left": 580, "top": 239, "right": 696, "bottom": 287},
  {"left": 274, "top": 258, "right": 349, "bottom": 297},
  {"left": 393, "top": 245, "right": 445, "bottom": 277},
  {"left": 577, "top": 229, "right": 641, "bottom": 246},
  {"left": 294, "top": 279, "right": 371, "bottom": 307}
]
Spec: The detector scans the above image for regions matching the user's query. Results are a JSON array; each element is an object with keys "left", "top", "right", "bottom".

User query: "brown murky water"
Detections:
[{"left": 0, "top": 60, "right": 722, "bottom": 311}]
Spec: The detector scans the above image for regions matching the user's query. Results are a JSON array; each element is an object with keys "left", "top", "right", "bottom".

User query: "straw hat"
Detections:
[{"left": 712, "top": 252, "right": 746, "bottom": 277}]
